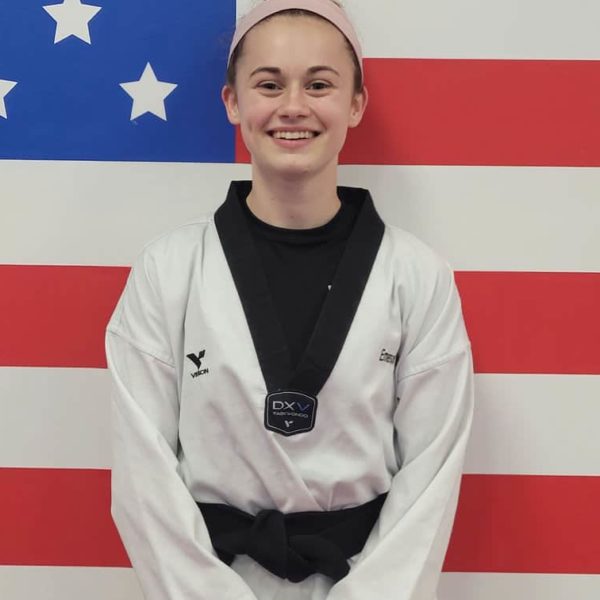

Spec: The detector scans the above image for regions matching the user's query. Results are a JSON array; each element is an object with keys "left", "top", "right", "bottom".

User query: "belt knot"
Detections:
[
  {"left": 198, "top": 492, "right": 387, "bottom": 583},
  {"left": 212, "top": 506, "right": 350, "bottom": 582}
]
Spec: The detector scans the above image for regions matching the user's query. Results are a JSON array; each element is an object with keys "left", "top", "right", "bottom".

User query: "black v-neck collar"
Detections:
[{"left": 214, "top": 180, "right": 385, "bottom": 397}]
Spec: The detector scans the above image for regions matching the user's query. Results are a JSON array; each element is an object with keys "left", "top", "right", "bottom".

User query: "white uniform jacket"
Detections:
[{"left": 105, "top": 180, "right": 474, "bottom": 600}]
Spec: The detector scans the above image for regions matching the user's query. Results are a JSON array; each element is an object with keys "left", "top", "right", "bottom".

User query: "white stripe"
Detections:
[
  {"left": 1, "top": 161, "right": 598, "bottom": 272},
  {"left": 341, "top": 165, "right": 600, "bottom": 273},
  {"left": 236, "top": 0, "right": 600, "bottom": 60},
  {"left": 464, "top": 374, "right": 600, "bottom": 476},
  {"left": 0, "top": 566, "right": 143, "bottom": 600},
  {"left": 1, "top": 567, "right": 598, "bottom": 600},
  {"left": 2, "top": 369, "right": 599, "bottom": 476},
  {"left": 0, "top": 160, "right": 249, "bottom": 267},
  {"left": 0, "top": 368, "right": 113, "bottom": 469},
  {"left": 438, "top": 572, "right": 600, "bottom": 600}
]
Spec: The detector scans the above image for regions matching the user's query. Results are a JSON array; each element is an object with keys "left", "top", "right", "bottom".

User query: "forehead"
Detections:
[{"left": 239, "top": 14, "right": 351, "bottom": 71}]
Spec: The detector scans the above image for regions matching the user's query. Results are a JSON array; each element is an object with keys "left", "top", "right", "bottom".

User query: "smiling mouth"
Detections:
[{"left": 268, "top": 131, "right": 321, "bottom": 140}]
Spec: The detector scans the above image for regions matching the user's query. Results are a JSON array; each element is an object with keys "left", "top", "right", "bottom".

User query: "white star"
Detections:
[
  {"left": 120, "top": 63, "right": 178, "bottom": 121},
  {"left": 0, "top": 79, "right": 17, "bottom": 119},
  {"left": 43, "top": 0, "right": 102, "bottom": 44}
]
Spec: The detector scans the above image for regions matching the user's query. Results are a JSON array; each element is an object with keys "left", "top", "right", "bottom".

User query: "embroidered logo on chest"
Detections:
[{"left": 187, "top": 350, "right": 209, "bottom": 378}]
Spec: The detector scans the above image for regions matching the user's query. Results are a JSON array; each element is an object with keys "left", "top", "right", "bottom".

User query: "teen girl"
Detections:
[{"left": 106, "top": 1, "right": 474, "bottom": 599}]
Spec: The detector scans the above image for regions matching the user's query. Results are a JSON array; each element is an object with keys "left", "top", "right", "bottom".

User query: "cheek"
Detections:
[
  {"left": 239, "top": 99, "right": 273, "bottom": 132},
  {"left": 321, "top": 108, "right": 351, "bottom": 136},
  {"left": 318, "top": 97, "right": 353, "bottom": 127}
]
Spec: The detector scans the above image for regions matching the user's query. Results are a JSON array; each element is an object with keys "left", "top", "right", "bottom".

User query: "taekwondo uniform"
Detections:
[{"left": 105, "top": 180, "right": 474, "bottom": 600}]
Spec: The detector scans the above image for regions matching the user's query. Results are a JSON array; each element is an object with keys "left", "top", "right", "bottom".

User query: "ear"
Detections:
[
  {"left": 348, "top": 85, "right": 369, "bottom": 129},
  {"left": 221, "top": 84, "right": 241, "bottom": 126}
]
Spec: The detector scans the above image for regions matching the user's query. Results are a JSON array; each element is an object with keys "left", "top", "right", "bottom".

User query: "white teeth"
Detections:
[{"left": 272, "top": 131, "right": 316, "bottom": 140}]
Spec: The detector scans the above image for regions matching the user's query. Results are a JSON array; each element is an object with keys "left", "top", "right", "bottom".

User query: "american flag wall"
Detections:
[{"left": 1, "top": 0, "right": 599, "bottom": 598}]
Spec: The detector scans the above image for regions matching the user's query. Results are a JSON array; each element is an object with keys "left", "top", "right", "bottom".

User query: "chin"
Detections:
[
  {"left": 268, "top": 166, "right": 315, "bottom": 181},
  {"left": 253, "top": 156, "right": 322, "bottom": 178}
]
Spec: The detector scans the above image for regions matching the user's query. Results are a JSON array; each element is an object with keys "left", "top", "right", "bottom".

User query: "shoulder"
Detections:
[
  {"left": 382, "top": 222, "right": 454, "bottom": 292},
  {"left": 111, "top": 215, "right": 215, "bottom": 319},
  {"left": 138, "top": 215, "right": 213, "bottom": 264},
  {"left": 128, "top": 215, "right": 215, "bottom": 287},
  {"left": 106, "top": 216, "right": 216, "bottom": 360}
]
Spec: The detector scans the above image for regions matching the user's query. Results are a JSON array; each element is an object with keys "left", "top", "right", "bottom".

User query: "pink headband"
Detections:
[{"left": 228, "top": 0, "right": 364, "bottom": 81}]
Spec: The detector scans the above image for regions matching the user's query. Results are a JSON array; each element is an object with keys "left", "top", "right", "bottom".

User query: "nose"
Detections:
[{"left": 277, "top": 84, "right": 310, "bottom": 119}]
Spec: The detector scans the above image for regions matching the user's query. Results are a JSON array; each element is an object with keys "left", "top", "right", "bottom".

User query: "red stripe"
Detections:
[
  {"left": 445, "top": 474, "right": 600, "bottom": 573},
  {"left": 456, "top": 271, "right": 600, "bottom": 374},
  {"left": 1, "top": 266, "right": 599, "bottom": 373},
  {"left": 235, "top": 58, "right": 600, "bottom": 166},
  {"left": 0, "top": 265, "right": 129, "bottom": 369},
  {"left": 2, "top": 468, "right": 599, "bottom": 572},
  {"left": 0, "top": 468, "right": 129, "bottom": 567}
]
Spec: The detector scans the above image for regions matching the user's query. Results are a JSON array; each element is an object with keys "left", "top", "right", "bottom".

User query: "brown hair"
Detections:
[{"left": 226, "top": 6, "right": 364, "bottom": 94}]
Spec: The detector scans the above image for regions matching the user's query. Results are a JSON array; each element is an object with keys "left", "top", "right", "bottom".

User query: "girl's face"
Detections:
[{"left": 222, "top": 14, "right": 368, "bottom": 181}]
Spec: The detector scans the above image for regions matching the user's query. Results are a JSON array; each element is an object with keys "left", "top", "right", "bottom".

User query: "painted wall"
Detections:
[{"left": 1, "top": 0, "right": 599, "bottom": 597}]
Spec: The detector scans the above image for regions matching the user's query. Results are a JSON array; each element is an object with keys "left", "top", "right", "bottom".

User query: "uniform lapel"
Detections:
[
  {"left": 289, "top": 187, "right": 385, "bottom": 396},
  {"left": 214, "top": 181, "right": 385, "bottom": 398},
  {"left": 214, "top": 181, "right": 291, "bottom": 392}
]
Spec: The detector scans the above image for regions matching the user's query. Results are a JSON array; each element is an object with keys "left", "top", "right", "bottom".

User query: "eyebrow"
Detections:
[{"left": 249, "top": 65, "right": 340, "bottom": 78}]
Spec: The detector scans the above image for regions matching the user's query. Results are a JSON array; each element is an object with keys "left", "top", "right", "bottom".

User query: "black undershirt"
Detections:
[{"left": 240, "top": 191, "right": 360, "bottom": 370}]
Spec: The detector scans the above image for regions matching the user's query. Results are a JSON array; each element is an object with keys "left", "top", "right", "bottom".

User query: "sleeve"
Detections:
[
  {"left": 325, "top": 254, "right": 474, "bottom": 600},
  {"left": 105, "top": 250, "right": 259, "bottom": 600}
]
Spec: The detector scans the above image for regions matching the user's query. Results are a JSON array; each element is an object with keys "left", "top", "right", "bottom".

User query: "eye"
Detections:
[
  {"left": 257, "top": 81, "right": 280, "bottom": 91},
  {"left": 308, "top": 81, "right": 331, "bottom": 91}
]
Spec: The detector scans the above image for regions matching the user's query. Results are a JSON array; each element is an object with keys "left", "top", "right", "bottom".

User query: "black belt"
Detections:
[{"left": 197, "top": 492, "right": 387, "bottom": 583}]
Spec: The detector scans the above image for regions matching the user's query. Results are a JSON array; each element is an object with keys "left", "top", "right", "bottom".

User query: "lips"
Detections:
[
  {"left": 268, "top": 132, "right": 319, "bottom": 150},
  {"left": 268, "top": 130, "right": 321, "bottom": 138}
]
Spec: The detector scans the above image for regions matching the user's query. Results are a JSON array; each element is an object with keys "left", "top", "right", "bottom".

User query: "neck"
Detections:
[{"left": 246, "top": 165, "right": 340, "bottom": 229}]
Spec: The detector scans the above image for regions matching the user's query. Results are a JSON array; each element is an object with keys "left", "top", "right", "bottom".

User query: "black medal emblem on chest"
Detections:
[{"left": 264, "top": 391, "right": 318, "bottom": 436}]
